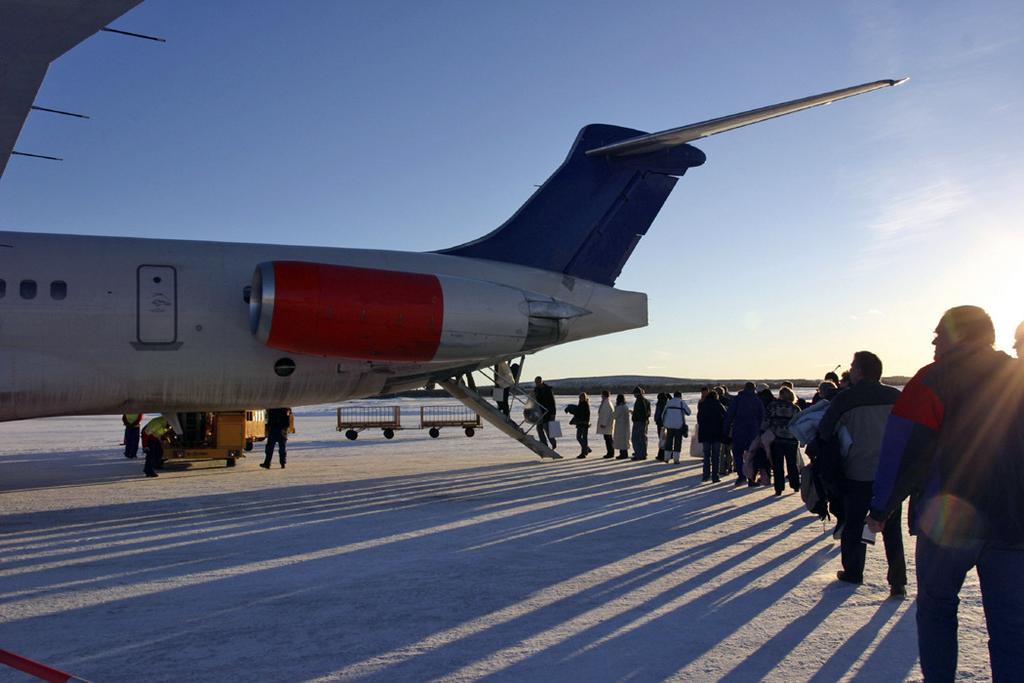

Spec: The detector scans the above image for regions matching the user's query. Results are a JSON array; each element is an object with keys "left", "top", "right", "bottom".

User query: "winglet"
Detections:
[{"left": 585, "top": 77, "right": 909, "bottom": 158}]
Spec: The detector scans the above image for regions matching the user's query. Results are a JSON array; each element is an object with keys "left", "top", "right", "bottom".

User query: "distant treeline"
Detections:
[{"left": 376, "top": 374, "right": 911, "bottom": 398}]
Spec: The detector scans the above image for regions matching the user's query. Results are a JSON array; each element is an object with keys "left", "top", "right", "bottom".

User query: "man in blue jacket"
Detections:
[
  {"left": 724, "top": 382, "right": 764, "bottom": 486},
  {"left": 869, "top": 306, "right": 1024, "bottom": 682}
]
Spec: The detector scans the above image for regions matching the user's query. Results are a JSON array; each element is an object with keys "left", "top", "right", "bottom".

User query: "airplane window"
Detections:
[
  {"left": 50, "top": 281, "right": 67, "bottom": 300},
  {"left": 20, "top": 280, "right": 36, "bottom": 299},
  {"left": 0, "top": 278, "right": 5, "bottom": 297}
]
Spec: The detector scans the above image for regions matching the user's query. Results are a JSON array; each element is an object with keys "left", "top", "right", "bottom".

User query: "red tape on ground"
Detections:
[{"left": 0, "top": 648, "right": 89, "bottom": 682}]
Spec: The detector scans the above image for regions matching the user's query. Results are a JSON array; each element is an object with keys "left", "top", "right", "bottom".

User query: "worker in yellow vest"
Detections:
[
  {"left": 141, "top": 415, "right": 173, "bottom": 478},
  {"left": 122, "top": 413, "right": 144, "bottom": 459}
]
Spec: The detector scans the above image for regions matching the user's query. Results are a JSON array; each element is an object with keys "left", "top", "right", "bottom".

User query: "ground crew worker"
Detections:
[
  {"left": 122, "top": 413, "right": 143, "bottom": 459},
  {"left": 141, "top": 415, "right": 172, "bottom": 478},
  {"left": 262, "top": 408, "right": 291, "bottom": 469}
]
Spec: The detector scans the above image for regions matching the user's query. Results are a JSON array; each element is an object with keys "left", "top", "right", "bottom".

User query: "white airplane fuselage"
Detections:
[{"left": 0, "top": 230, "right": 647, "bottom": 421}]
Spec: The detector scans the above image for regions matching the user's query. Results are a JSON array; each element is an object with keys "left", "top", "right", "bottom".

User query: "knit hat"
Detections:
[{"left": 755, "top": 383, "right": 770, "bottom": 393}]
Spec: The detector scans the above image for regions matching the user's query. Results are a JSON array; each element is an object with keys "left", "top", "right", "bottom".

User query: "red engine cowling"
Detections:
[{"left": 249, "top": 261, "right": 444, "bottom": 361}]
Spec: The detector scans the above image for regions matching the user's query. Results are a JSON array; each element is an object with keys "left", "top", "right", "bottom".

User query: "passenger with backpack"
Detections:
[
  {"left": 819, "top": 351, "right": 904, "bottom": 597},
  {"left": 763, "top": 386, "right": 802, "bottom": 496},
  {"left": 660, "top": 391, "right": 691, "bottom": 465}
]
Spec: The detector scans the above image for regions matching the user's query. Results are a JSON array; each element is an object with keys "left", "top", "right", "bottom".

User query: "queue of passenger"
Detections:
[{"left": 550, "top": 307, "right": 1024, "bottom": 682}]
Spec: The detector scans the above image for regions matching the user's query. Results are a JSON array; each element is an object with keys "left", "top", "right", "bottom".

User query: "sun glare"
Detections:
[{"left": 955, "top": 229, "right": 1024, "bottom": 354}]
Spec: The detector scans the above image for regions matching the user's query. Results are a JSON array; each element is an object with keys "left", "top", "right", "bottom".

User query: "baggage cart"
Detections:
[
  {"left": 420, "top": 405, "right": 483, "bottom": 438},
  {"left": 336, "top": 405, "right": 403, "bottom": 440}
]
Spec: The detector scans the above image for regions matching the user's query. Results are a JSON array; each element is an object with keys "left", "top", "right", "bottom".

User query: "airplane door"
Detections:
[{"left": 137, "top": 265, "right": 178, "bottom": 344}]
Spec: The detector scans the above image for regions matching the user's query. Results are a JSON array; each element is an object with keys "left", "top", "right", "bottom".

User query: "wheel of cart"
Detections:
[
  {"left": 337, "top": 405, "right": 403, "bottom": 440},
  {"left": 420, "top": 405, "right": 483, "bottom": 438}
]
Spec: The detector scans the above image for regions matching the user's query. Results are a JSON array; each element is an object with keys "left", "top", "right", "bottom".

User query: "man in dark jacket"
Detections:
[
  {"left": 566, "top": 393, "right": 591, "bottom": 459},
  {"left": 819, "top": 351, "right": 904, "bottom": 595},
  {"left": 869, "top": 306, "right": 1024, "bottom": 682},
  {"left": 724, "top": 382, "right": 765, "bottom": 485},
  {"left": 629, "top": 386, "right": 651, "bottom": 460},
  {"left": 533, "top": 377, "right": 558, "bottom": 451},
  {"left": 261, "top": 407, "right": 291, "bottom": 469},
  {"left": 697, "top": 391, "right": 727, "bottom": 482},
  {"left": 654, "top": 393, "right": 670, "bottom": 461}
]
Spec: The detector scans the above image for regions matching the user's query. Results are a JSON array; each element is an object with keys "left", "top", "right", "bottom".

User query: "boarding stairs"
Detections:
[{"left": 439, "top": 361, "right": 561, "bottom": 460}]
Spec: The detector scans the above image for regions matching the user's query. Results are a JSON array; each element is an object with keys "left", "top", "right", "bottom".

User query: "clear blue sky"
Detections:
[{"left": 2, "top": 1, "right": 1022, "bottom": 380}]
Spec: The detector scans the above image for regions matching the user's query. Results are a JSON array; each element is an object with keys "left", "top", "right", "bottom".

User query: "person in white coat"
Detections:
[
  {"left": 612, "top": 394, "right": 631, "bottom": 460},
  {"left": 596, "top": 390, "right": 615, "bottom": 458},
  {"left": 661, "top": 391, "right": 691, "bottom": 464}
]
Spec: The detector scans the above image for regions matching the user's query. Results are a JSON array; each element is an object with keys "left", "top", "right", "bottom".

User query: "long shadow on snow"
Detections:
[
  {"left": 0, "top": 459, "right": 679, "bottom": 567},
  {"left": 364, "top": 512, "right": 822, "bottom": 682},
  {"left": 847, "top": 603, "right": 919, "bottom": 682},
  {"left": 807, "top": 597, "right": 908, "bottom": 683},
  {"left": 0, "top": 458, "right": 819, "bottom": 681},
  {"left": 0, "top": 461, "right": 695, "bottom": 597}
]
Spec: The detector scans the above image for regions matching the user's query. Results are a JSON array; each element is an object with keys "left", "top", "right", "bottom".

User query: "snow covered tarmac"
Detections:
[{"left": 0, "top": 405, "right": 989, "bottom": 682}]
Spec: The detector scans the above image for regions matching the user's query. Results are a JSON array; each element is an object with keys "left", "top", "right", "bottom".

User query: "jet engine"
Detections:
[{"left": 248, "top": 261, "right": 588, "bottom": 362}]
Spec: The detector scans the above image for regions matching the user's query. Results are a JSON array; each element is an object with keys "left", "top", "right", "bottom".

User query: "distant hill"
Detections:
[
  {"left": 544, "top": 375, "right": 911, "bottom": 395},
  {"left": 546, "top": 376, "right": 786, "bottom": 395},
  {"left": 378, "top": 373, "right": 912, "bottom": 398}
]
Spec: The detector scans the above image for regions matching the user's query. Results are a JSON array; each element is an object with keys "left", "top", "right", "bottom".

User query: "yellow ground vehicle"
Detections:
[{"left": 163, "top": 410, "right": 268, "bottom": 467}]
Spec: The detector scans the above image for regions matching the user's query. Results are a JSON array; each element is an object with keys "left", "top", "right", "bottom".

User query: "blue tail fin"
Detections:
[{"left": 437, "top": 124, "right": 706, "bottom": 286}]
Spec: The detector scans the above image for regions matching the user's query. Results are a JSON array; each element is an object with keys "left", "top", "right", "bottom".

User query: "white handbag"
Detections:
[{"left": 547, "top": 421, "right": 563, "bottom": 438}]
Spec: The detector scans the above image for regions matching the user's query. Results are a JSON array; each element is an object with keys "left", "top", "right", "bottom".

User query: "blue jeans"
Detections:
[
  {"left": 916, "top": 534, "right": 1024, "bottom": 682},
  {"left": 264, "top": 429, "right": 287, "bottom": 466},
  {"left": 575, "top": 425, "right": 589, "bottom": 455}
]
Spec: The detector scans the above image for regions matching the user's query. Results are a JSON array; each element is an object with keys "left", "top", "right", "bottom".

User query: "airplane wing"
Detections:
[
  {"left": 585, "top": 78, "right": 908, "bottom": 157},
  {"left": 0, "top": 0, "right": 143, "bottom": 179}
]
